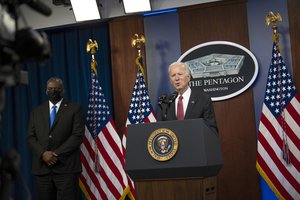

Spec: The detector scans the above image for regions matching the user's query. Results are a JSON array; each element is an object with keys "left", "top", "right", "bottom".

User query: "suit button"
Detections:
[{"left": 49, "top": 135, "right": 52, "bottom": 138}]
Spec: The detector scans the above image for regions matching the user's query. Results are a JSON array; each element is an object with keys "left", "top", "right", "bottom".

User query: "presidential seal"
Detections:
[{"left": 147, "top": 128, "right": 178, "bottom": 161}]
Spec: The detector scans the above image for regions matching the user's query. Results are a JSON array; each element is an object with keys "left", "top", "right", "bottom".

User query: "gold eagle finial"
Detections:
[
  {"left": 265, "top": 11, "right": 282, "bottom": 44},
  {"left": 265, "top": 11, "right": 282, "bottom": 27},
  {"left": 86, "top": 39, "right": 98, "bottom": 76},
  {"left": 86, "top": 39, "right": 98, "bottom": 55},
  {"left": 131, "top": 34, "right": 145, "bottom": 57}
]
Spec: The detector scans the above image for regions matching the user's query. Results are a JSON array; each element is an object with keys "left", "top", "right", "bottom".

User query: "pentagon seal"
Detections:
[{"left": 147, "top": 128, "right": 178, "bottom": 161}]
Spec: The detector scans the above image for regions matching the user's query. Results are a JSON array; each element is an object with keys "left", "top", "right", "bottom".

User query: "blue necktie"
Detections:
[{"left": 50, "top": 105, "right": 57, "bottom": 128}]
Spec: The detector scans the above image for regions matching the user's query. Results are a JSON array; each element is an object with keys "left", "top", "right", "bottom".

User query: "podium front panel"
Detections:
[{"left": 125, "top": 119, "right": 222, "bottom": 180}]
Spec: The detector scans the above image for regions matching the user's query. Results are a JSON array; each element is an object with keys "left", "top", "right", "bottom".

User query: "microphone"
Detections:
[
  {"left": 158, "top": 94, "right": 168, "bottom": 105},
  {"left": 26, "top": 0, "right": 52, "bottom": 17},
  {"left": 167, "top": 91, "right": 178, "bottom": 104},
  {"left": 161, "top": 91, "right": 177, "bottom": 121},
  {"left": 158, "top": 94, "right": 168, "bottom": 121}
]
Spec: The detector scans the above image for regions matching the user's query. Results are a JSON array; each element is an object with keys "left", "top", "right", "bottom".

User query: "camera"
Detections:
[
  {"left": 0, "top": 0, "right": 52, "bottom": 110},
  {"left": 0, "top": 1, "right": 52, "bottom": 199},
  {"left": 0, "top": 0, "right": 52, "bottom": 90}
]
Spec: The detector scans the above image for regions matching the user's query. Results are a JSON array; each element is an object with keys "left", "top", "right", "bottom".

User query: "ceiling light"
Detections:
[
  {"left": 70, "top": 0, "right": 101, "bottom": 22},
  {"left": 123, "top": 0, "right": 152, "bottom": 14}
]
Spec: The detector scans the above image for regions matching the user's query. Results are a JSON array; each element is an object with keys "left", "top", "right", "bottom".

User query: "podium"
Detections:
[{"left": 125, "top": 119, "right": 223, "bottom": 200}]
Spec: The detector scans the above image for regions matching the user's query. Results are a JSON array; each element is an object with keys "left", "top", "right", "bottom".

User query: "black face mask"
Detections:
[{"left": 46, "top": 90, "right": 62, "bottom": 104}]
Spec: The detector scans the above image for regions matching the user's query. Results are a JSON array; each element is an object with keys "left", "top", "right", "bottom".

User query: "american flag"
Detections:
[
  {"left": 79, "top": 69, "right": 134, "bottom": 200},
  {"left": 122, "top": 56, "right": 157, "bottom": 198},
  {"left": 256, "top": 42, "right": 300, "bottom": 199},
  {"left": 122, "top": 56, "right": 157, "bottom": 153}
]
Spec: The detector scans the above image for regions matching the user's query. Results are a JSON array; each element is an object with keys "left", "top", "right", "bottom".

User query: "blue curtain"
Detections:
[{"left": 0, "top": 21, "right": 112, "bottom": 200}]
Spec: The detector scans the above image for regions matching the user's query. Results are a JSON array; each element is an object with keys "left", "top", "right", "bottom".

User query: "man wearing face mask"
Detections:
[
  {"left": 157, "top": 62, "right": 218, "bottom": 133},
  {"left": 27, "top": 77, "right": 85, "bottom": 200}
]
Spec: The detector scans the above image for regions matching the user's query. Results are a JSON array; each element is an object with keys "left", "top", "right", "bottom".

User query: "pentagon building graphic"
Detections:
[{"left": 185, "top": 54, "right": 245, "bottom": 78}]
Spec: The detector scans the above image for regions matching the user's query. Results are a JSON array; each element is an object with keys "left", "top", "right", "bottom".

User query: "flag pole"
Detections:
[
  {"left": 265, "top": 11, "right": 290, "bottom": 164},
  {"left": 131, "top": 33, "right": 146, "bottom": 76},
  {"left": 86, "top": 39, "right": 102, "bottom": 171},
  {"left": 82, "top": 38, "right": 138, "bottom": 199}
]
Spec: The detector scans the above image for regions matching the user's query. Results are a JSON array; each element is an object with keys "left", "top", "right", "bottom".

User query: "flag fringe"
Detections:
[
  {"left": 79, "top": 166, "right": 136, "bottom": 200},
  {"left": 79, "top": 179, "right": 92, "bottom": 200},
  {"left": 119, "top": 185, "right": 135, "bottom": 200},
  {"left": 256, "top": 162, "right": 286, "bottom": 200}
]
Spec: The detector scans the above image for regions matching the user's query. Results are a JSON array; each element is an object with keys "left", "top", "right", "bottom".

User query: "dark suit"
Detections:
[
  {"left": 27, "top": 99, "right": 85, "bottom": 200},
  {"left": 157, "top": 90, "right": 218, "bottom": 133}
]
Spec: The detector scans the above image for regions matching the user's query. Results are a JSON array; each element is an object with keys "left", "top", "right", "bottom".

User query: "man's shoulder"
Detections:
[
  {"left": 63, "top": 100, "right": 82, "bottom": 106},
  {"left": 191, "top": 89, "right": 211, "bottom": 99},
  {"left": 32, "top": 101, "right": 48, "bottom": 111},
  {"left": 61, "top": 100, "right": 84, "bottom": 111}
]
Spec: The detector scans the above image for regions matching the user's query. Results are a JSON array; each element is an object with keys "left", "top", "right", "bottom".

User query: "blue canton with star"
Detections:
[
  {"left": 127, "top": 70, "right": 152, "bottom": 124},
  {"left": 264, "top": 43, "right": 296, "bottom": 118},
  {"left": 86, "top": 72, "right": 111, "bottom": 136}
]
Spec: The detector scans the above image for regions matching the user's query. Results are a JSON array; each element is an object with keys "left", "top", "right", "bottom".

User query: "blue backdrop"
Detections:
[{"left": 0, "top": 21, "right": 113, "bottom": 200}]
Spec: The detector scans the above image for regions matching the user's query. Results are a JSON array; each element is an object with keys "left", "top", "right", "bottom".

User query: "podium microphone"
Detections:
[
  {"left": 158, "top": 94, "right": 168, "bottom": 105},
  {"left": 167, "top": 91, "right": 178, "bottom": 103},
  {"left": 160, "top": 92, "right": 178, "bottom": 121}
]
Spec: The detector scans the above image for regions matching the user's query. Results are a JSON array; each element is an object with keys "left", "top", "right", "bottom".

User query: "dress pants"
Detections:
[{"left": 35, "top": 172, "right": 81, "bottom": 200}]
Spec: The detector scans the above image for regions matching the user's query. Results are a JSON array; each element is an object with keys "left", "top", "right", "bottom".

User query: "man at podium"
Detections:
[
  {"left": 157, "top": 62, "right": 218, "bottom": 133},
  {"left": 125, "top": 62, "right": 222, "bottom": 200}
]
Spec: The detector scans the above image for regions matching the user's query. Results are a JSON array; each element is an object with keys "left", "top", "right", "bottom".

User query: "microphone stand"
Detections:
[
  {"left": 160, "top": 92, "right": 178, "bottom": 121},
  {"left": 158, "top": 94, "right": 167, "bottom": 121}
]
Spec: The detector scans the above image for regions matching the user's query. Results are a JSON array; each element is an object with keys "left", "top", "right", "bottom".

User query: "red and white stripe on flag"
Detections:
[
  {"left": 80, "top": 120, "right": 131, "bottom": 200},
  {"left": 80, "top": 71, "right": 133, "bottom": 200},
  {"left": 256, "top": 42, "right": 300, "bottom": 200}
]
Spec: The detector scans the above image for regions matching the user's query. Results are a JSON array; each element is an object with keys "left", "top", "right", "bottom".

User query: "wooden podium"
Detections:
[{"left": 125, "top": 119, "right": 223, "bottom": 200}]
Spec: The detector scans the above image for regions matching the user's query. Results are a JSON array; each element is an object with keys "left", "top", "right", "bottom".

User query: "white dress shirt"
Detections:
[{"left": 49, "top": 99, "right": 63, "bottom": 116}]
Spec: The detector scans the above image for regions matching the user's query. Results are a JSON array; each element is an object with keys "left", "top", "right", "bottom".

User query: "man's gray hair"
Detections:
[
  {"left": 47, "top": 77, "right": 64, "bottom": 88},
  {"left": 168, "top": 62, "right": 191, "bottom": 75}
]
